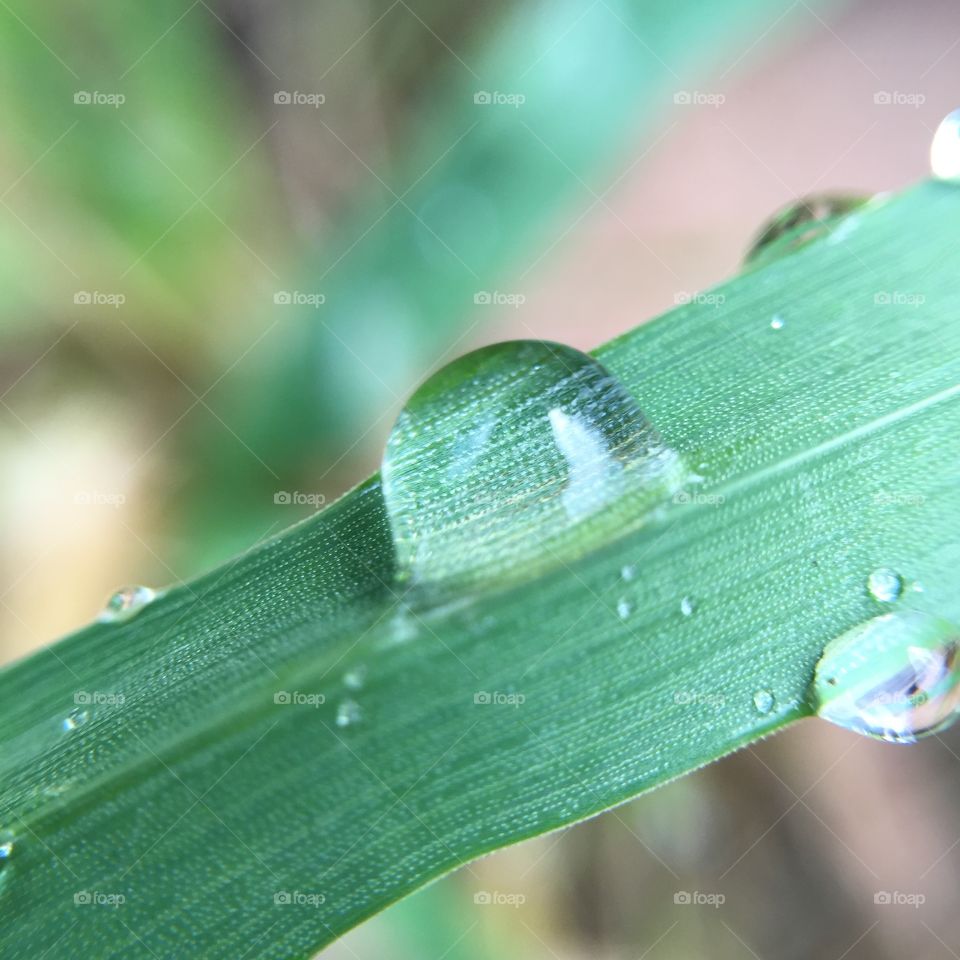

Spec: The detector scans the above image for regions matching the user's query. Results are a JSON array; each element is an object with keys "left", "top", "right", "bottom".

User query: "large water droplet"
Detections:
[
  {"left": 931, "top": 109, "right": 960, "bottom": 180},
  {"left": 381, "top": 341, "right": 684, "bottom": 594},
  {"left": 744, "top": 194, "right": 868, "bottom": 268},
  {"left": 867, "top": 568, "right": 902, "bottom": 603},
  {"left": 813, "top": 611, "right": 960, "bottom": 742},
  {"left": 97, "top": 585, "right": 157, "bottom": 623}
]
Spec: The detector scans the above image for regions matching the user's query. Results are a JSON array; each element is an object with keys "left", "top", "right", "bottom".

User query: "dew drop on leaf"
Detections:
[
  {"left": 620, "top": 564, "right": 636, "bottom": 582},
  {"left": 753, "top": 689, "right": 775, "bottom": 714},
  {"left": 381, "top": 340, "right": 685, "bottom": 594},
  {"left": 97, "top": 585, "right": 157, "bottom": 623},
  {"left": 744, "top": 193, "right": 869, "bottom": 267},
  {"left": 930, "top": 109, "right": 960, "bottom": 180},
  {"left": 61, "top": 709, "right": 88, "bottom": 732},
  {"left": 343, "top": 666, "right": 367, "bottom": 691},
  {"left": 770, "top": 314, "right": 784, "bottom": 331},
  {"left": 680, "top": 597, "right": 695, "bottom": 617},
  {"left": 813, "top": 611, "right": 960, "bottom": 742},
  {"left": 867, "top": 568, "right": 902, "bottom": 603},
  {"left": 0, "top": 830, "right": 14, "bottom": 863},
  {"left": 336, "top": 699, "right": 362, "bottom": 728},
  {"left": 617, "top": 598, "right": 633, "bottom": 620}
]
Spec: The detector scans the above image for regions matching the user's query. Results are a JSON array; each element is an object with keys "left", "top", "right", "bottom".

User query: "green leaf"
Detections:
[{"left": 2, "top": 180, "right": 958, "bottom": 959}]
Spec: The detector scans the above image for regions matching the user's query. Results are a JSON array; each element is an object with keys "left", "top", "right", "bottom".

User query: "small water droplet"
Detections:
[
  {"left": 0, "top": 830, "right": 15, "bottom": 862},
  {"left": 770, "top": 314, "right": 784, "bottom": 331},
  {"left": 620, "top": 564, "right": 636, "bottom": 582},
  {"left": 617, "top": 598, "right": 633, "bottom": 620},
  {"left": 336, "top": 699, "right": 362, "bottom": 728},
  {"left": 814, "top": 611, "right": 960, "bottom": 742},
  {"left": 61, "top": 709, "right": 88, "bottom": 732},
  {"left": 867, "top": 568, "right": 902, "bottom": 603},
  {"left": 931, "top": 109, "right": 960, "bottom": 180},
  {"left": 745, "top": 194, "right": 869, "bottom": 267},
  {"left": 753, "top": 689, "right": 775, "bottom": 714},
  {"left": 680, "top": 597, "right": 695, "bottom": 617},
  {"left": 97, "top": 585, "right": 157, "bottom": 623},
  {"left": 381, "top": 341, "right": 685, "bottom": 594},
  {"left": 344, "top": 665, "right": 367, "bottom": 691}
]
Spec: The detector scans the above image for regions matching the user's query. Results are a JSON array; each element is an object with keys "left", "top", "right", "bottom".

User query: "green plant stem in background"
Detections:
[{"left": 2, "top": 181, "right": 958, "bottom": 958}]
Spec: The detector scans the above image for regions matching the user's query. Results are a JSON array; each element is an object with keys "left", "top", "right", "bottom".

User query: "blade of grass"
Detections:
[{"left": 1, "top": 180, "right": 958, "bottom": 958}]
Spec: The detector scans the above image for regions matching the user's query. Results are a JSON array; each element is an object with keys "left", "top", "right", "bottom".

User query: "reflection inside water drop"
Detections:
[
  {"left": 0, "top": 830, "right": 14, "bottom": 862},
  {"left": 381, "top": 340, "right": 685, "bottom": 595},
  {"left": 97, "top": 585, "right": 157, "bottom": 623},
  {"left": 745, "top": 193, "right": 869, "bottom": 267},
  {"left": 813, "top": 610, "right": 960, "bottom": 742}
]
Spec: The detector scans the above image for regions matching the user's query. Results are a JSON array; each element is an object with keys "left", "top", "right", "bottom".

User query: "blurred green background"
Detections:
[{"left": 2, "top": 0, "right": 959, "bottom": 956}]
